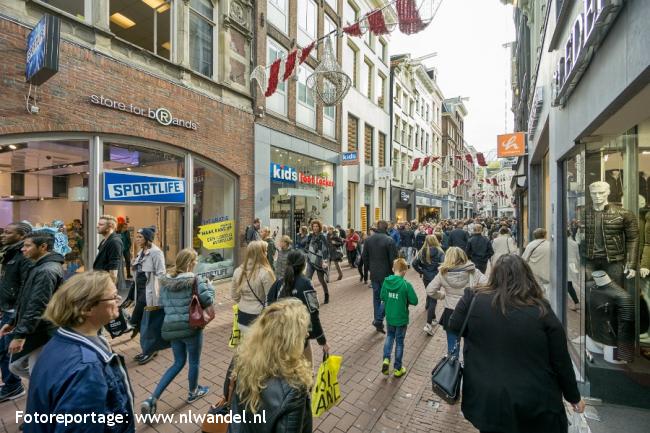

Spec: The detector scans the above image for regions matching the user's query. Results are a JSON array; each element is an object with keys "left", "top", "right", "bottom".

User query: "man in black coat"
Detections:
[
  {"left": 0, "top": 222, "right": 32, "bottom": 401},
  {"left": 362, "top": 220, "right": 398, "bottom": 333},
  {"left": 448, "top": 221, "right": 470, "bottom": 250},
  {"left": 93, "top": 215, "right": 123, "bottom": 285},
  {"left": 465, "top": 225, "right": 494, "bottom": 273},
  {"left": 0, "top": 231, "right": 63, "bottom": 379},
  {"left": 398, "top": 224, "right": 415, "bottom": 265}
]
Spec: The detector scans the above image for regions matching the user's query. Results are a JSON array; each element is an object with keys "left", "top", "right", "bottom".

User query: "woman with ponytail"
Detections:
[{"left": 266, "top": 250, "right": 329, "bottom": 364}]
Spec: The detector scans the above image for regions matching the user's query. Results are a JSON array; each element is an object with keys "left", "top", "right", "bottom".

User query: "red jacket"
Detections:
[{"left": 345, "top": 233, "right": 360, "bottom": 251}]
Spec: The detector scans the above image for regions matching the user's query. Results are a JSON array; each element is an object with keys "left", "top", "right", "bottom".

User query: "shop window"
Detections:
[
  {"left": 566, "top": 116, "right": 650, "bottom": 375},
  {"left": 110, "top": 0, "right": 171, "bottom": 59},
  {"left": 192, "top": 159, "right": 236, "bottom": 281},
  {"left": 323, "top": 80, "right": 336, "bottom": 139},
  {"left": 378, "top": 132, "right": 386, "bottom": 167},
  {"left": 268, "top": 0, "right": 288, "bottom": 34},
  {"left": 364, "top": 124, "right": 373, "bottom": 165},
  {"left": 40, "top": 0, "right": 87, "bottom": 21},
  {"left": 297, "top": 0, "right": 317, "bottom": 49},
  {"left": 347, "top": 114, "right": 358, "bottom": 152},
  {"left": 297, "top": 65, "right": 316, "bottom": 129},
  {"left": 190, "top": 0, "right": 215, "bottom": 77},
  {"left": 266, "top": 38, "right": 287, "bottom": 116},
  {"left": 0, "top": 140, "right": 90, "bottom": 277}
]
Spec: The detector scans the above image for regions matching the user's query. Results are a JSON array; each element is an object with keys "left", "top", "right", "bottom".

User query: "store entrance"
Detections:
[{"left": 103, "top": 204, "right": 183, "bottom": 267}]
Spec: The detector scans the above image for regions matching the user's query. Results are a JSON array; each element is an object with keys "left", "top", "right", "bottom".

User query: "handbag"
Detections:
[
  {"left": 430, "top": 293, "right": 477, "bottom": 404},
  {"left": 201, "top": 376, "right": 236, "bottom": 433},
  {"left": 105, "top": 307, "right": 131, "bottom": 338},
  {"left": 189, "top": 277, "right": 215, "bottom": 329},
  {"left": 140, "top": 306, "right": 171, "bottom": 353}
]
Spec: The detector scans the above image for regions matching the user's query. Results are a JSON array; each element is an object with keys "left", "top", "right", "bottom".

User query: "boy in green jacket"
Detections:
[{"left": 380, "top": 258, "right": 419, "bottom": 377}]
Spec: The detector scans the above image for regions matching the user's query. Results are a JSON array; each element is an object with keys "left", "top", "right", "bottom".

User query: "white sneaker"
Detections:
[{"left": 423, "top": 324, "right": 434, "bottom": 336}]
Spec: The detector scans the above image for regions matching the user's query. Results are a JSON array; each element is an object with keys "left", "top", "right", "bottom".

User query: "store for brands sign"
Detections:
[
  {"left": 552, "top": 0, "right": 625, "bottom": 107},
  {"left": 270, "top": 163, "right": 335, "bottom": 187},
  {"left": 90, "top": 95, "right": 198, "bottom": 130}
]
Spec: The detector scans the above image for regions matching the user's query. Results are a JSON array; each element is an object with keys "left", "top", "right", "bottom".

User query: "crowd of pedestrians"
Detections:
[{"left": 0, "top": 213, "right": 584, "bottom": 433}]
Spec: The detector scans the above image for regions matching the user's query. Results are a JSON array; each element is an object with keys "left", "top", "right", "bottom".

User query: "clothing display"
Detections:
[
  {"left": 585, "top": 271, "right": 635, "bottom": 362},
  {"left": 605, "top": 170, "right": 624, "bottom": 204},
  {"left": 582, "top": 205, "right": 639, "bottom": 271}
]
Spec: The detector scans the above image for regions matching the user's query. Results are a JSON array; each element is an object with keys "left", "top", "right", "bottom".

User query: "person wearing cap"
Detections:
[
  {"left": 0, "top": 222, "right": 32, "bottom": 401},
  {"left": 131, "top": 226, "right": 166, "bottom": 365}
]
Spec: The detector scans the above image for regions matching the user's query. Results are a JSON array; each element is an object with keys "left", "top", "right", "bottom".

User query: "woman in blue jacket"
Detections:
[
  {"left": 26, "top": 271, "right": 135, "bottom": 433},
  {"left": 412, "top": 235, "right": 445, "bottom": 336},
  {"left": 141, "top": 248, "right": 215, "bottom": 416}
]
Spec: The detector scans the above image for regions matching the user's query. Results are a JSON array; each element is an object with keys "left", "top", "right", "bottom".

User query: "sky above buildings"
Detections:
[{"left": 391, "top": 0, "right": 516, "bottom": 156}]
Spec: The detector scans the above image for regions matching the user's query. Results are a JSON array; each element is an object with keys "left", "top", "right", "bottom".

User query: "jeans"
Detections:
[
  {"left": 446, "top": 330, "right": 459, "bottom": 357},
  {"left": 306, "top": 262, "right": 329, "bottom": 294},
  {"left": 371, "top": 280, "right": 385, "bottom": 326},
  {"left": 383, "top": 325, "right": 407, "bottom": 369},
  {"left": 0, "top": 311, "right": 21, "bottom": 389},
  {"left": 425, "top": 296, "right": 437, "bottom": 324},
  {"left": 152, "top": 332, "right": 203, "bottom": 399}
]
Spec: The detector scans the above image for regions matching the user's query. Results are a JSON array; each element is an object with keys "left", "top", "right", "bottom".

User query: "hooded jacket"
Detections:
[
  {"left": 25, "top": 328, "right": 135, "bottom": 433},
  {"left": 0, "top": 241, "right": 30, "bottom": 311},
  {"left": 158, "top": 273, "right": 215, "bottom": 341},
  {"left": 380, "top": 275, "right": 418, "bottom": 327},
  {"left": 426, "top": 262, "right": 487, "bottom": 310},
  {"left": 13, "top": 252, "right": 64, "bottom": 358},
  {"left": 411, "top": 247, "right": 445, "bottom": 285}
]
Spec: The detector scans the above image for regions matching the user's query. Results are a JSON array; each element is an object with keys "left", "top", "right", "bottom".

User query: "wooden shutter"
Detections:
[
  {"left": 348, "top": 115, "right": 358, "bottom": 151},
  {"left": 379, "top": 132, "right": 386, "bottom": 167},
  {"left": 364, "top": 124, "right": 373, "bottom": 165}
]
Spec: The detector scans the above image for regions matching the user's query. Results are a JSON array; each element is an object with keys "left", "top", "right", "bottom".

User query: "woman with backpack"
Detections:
[
  {"left": 412, "top": 235, "right": 445, "bottom": 336},
  {"left": 230, "top": 241, "right": 275, "bottom": 333},
  {"left": 266, "top": 250, "right": 330, "bottom": 364},
  {"left": 141, "top": 248, "right": 215, "bottom": 416},
  {"left": 426, "top": 247, "right": 487, "bottom": 355}
]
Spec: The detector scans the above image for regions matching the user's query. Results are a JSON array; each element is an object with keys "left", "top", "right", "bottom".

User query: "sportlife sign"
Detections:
[
  {"left": 26, "top": 14, "right": 60, "bottom": 85},
  {"left": 552, "top": 0, "right": 625, "bottom": 107},
  {"left": 270, "top": 163, "right": 335, "bottom": 187},
  {"left": 90, "top": 95, "right": 198, "bottom": 130},
  {"left": 104, "top": 171, "right": 185, "bottom": 204}
]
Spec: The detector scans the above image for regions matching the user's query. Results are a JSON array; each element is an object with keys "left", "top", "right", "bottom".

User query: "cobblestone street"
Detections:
[{"left": 0, "top": 266, "right": 477, "bottom": 433}]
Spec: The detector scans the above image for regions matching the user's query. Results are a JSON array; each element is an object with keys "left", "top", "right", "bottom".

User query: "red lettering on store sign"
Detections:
[{"left": 299, "top": 172, "right": 334, "bottom": 187}]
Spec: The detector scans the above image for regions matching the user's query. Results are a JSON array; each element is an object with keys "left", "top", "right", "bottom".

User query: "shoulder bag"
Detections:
[
  {"left": 189, "top": 277, "right": 215, "bottom": 329},
  {"left": 245, "top": 275, "right": 266, "bottom": 309},
  {"left": 201, "top": 376, "right": 236, "bottom": 433},
  {"left": 430, "top": 293, "right": 477, "bottom": 404}
]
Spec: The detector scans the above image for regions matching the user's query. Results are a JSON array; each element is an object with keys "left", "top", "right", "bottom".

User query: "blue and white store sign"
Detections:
[
  {"left": 270, "top": 163, "right": 298, "bottom": 185},
  {"left": 26, "top": 14, "right": 60, "bottom": 85},
  {"left": 103, "top": 170, "right": 185, "bottom": 204}
]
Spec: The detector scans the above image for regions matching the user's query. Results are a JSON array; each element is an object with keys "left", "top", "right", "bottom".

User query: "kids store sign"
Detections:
[{"left": 270, "top": 163, "right": 335, "bottom": 187}]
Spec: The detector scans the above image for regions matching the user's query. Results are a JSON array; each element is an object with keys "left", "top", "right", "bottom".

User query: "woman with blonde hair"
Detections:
[
  {"left": 228, "top": 298, "right": 313, "bottom": 432},
  {"left": 231, "top": 241, "right": 275, "bottom": 333},
  {"left": 140, "top": 248, "right": 215, "bottom": 416},
  {"left": 26, "top": 272, "right": 135, "bottom": 429},
  {"left": 412, "top": 235, "right": 445, "bottom": 335},
  {"left": 426, "top": 247, "right": 487, "bottom": 355}
]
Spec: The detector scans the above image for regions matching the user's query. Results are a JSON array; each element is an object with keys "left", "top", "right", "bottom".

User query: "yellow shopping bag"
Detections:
[
  {"left": 311, "top": 354, "right": 343, "bottom": 417},
  {"left": 228, "top": 305, "right": 240, "bottom": 348}
]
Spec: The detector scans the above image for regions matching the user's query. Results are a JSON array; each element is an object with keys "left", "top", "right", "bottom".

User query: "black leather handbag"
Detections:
[{"left": 431, "top": 294, "right": 476, "bottom": 404}]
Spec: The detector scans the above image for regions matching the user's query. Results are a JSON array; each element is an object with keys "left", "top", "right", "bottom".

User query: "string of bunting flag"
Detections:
[
  {"left": 410, "top": 152, "right": 488, "bottom": 171},
  {"left": 251, "top": 0, "right": 440, "bottom": 97}
]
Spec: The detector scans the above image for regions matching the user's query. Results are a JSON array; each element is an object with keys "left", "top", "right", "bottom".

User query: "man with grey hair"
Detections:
[{"left": 583, "top": 181, "right": 639, "bottom": 286}]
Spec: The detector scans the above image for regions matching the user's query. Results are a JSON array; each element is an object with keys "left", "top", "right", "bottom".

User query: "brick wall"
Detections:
[{"left": 0, "top": 17, "right": 254, "bottom": 257}]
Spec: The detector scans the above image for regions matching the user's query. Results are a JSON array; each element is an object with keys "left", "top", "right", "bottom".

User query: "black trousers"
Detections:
[
  {"left": 347, "top": 249, "right": 357, "bottom": 267},
  {"left": 474, "top": 260, "right": 488, "bottom": 274},
  {"left": 357, "top": 258, "right": 368, "bottom": 282},
  {"left": 123, "top": 250, "right": 132, "bottom": 278},
  {"left": 567, "top": 281, "right": 579, "bottom": 304}
]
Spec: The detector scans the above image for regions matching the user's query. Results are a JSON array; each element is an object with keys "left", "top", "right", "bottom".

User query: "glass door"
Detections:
[{"left": 163, "top": 207, "right": 184, "bottom": 265}]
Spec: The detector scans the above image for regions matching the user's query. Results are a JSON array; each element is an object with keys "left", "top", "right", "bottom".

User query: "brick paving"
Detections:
[{"left": 0, "top": 266, "right": 477, "bottom": 433}]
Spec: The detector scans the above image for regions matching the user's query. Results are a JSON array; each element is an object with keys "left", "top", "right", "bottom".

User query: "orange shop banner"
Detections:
[{"left": 497, "top": 132, "right": 526, "bottom": 158}]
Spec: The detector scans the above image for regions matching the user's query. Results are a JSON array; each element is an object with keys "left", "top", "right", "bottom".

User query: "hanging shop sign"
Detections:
[
  {"left": 26, "top": 14, "right": 60, "bottom": 85},
  {"left": 90, "top": 95, "right": 198, "bottom": 130},
  {"left": 341, "top": 151, "right": 359, "bottom": 166},
  {"left": 399, "top": 190, "right": 411, "bottom": 203},
  {"left": 103, "top": 170, "right": 185, "bottom": 204},
  {"left": 270, "top": 163, "right": 335, "bottom": 187},
  {"left": 497, "top": 132, "right": 526, "bottom": 158},
  {"left": 552, "top": 0, "right": 625, "bottom": 107},
  {"left": 197, "top": 220, "right": 235, "bottom": 250},
  {"left": 527, "top": 87, "right": 544, "bottom": 138}
]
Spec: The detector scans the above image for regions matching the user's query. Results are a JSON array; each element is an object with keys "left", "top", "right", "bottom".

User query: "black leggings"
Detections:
[
  {"left": 347, "top": 249, "right": 357, "bottom": 267},
  {"left": 568, "top": 282, "right": 579, "bottom": 304},
  {"left": 357, "top": 258, "right": 368, "bottom": 282},
  {"left": 307, "top": 263, "right": 329, "bottom": 294}
]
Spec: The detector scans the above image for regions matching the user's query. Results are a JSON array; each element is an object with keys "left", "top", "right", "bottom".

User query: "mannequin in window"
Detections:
[
  {"left": 636, "top": 195, "right": 650, "bottom": 342},
  {"left": 585, "top": 270, "right": 634, "bottom": 363},
  {"left": 639, "top": 171, "right": 650, "bottom": 204},
  {"left": 605, "top": 169, "right": 624, "bottom": 204},
  {"left": 582, "top": 181, "right": 638, "bottom": 288}
]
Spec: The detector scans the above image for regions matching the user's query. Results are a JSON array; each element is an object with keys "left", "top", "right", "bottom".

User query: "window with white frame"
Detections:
[
  {"left": 266, "top": 38, "right": 287, "bottom": 116},
  {"left": 379, "top": 38, "right": 388, "bottom": 64},
  {"left": 345, "top": 43, "right": 359, "bottom": 88},
  {"left": 326, "top": 0, "right": 337, "bottom": 12},
  {"left": 189, "top": 0, "right": 215, "bottom": 77},
  {"left": 110, "top": 0, "right": 171, "bottom": 59},
  {"left": 393, "top": 149, "right": 400, "bottom": 179},
  {"left": 345, "top": 0, "right": 360, "bottom": 23},
  {"left": 297, "top": 0, "right": 317, "bottom": 48},
  {"left": 377, "top": 73, "right": 386, "bottom": 108},
  {"left": 363, "top": 58, "right": 373, "bottom": 100},
  {"left": 268, "top": 0, "right": 288, "bottom": 34},
  {"left": 324, "top": 15, "right": 337, "bottom": 57},
  {"left": 41, "top": 0, "right": 89, "bottom": 22},
  {"left": 297, "top": 65, "right": 316, "bottom": 129},
  {"left": 323, "top": 79, "right": 336, "bottom": 138}
]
